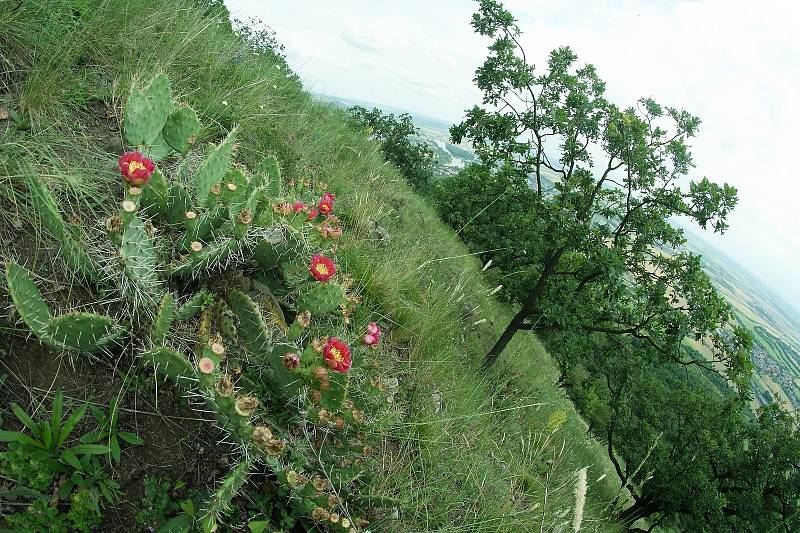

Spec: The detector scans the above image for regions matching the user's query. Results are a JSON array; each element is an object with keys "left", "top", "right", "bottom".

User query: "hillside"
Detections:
[
  {"left": 0, "top": 1, "right": 622, "bottom": 531},
  {"left": 344, "top": 97, "right": 800, "bottom": 412}
]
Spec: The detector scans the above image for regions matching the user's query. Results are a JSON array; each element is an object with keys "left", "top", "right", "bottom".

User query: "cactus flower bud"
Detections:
[
  {"left": 341, "top": 518, "right": 351, "bottom": 528},
  {"left": 236, "top": 208, "right": 252, "bottom": 225},
  {"left": 312, "top": 366, "right": 329, "bottom": 382},
  {"left": 226, "top": 182, "right": 237, "bottom": 192},
  {"left": 215, "top": 375, "right": 234, "bottom": 397},
  {"left": 312, "top": 507, "right": 330, "bottom": 522},
  {"left": 311, "top": 337, "right": 326, "bottom": 352},
  {"left": 119, "top": 151, "right": 154, "bottom": 186},
  {"left": 211, "top": 342, "right": 225, "bottom": 356},
  {"left": 282, "top": 352, "right": 300, "bottom": 370},
  {"left": 286, "top": 470, "right": 307, "bottom": 488},
  {"left": 234, "top": 395, "right": 260, "bottom": 417},
  {"left": 367, "top": 322, "right": 381, "bottom": 336},
  {"left": 329, "top": 513, "right": 340, "bottom": 523},
  {"left": 323, "top": 337, "right": 352, "bottom": 373},
  {"left": 309, "top": 389, "right": 322, "bottom": 403},
  {"left": 311, "top": 475, "right": 329, "bottom": 492},
  {"left": 306, "top": 207, "right": 319, "bottom": 220},
  {"left": 185, "top": 210, "right": 197, "bottom": 220},
  {"left": 363, "top": 334, "right": 377, "bottom": 347},
  {"left": 190, "top": 241, "right": 203, "bottom": 252},
  {"left": 198, "top": 357, "right": 215, "bottom": 374},
  {"left": 250, "top": 425, "right": 273, "bottom": 449},
  {"left": 128, "top": 186, "right": 142, "bottom": 196},
  {"left": 296, "top": 310, "right": 312, "bottom": 327},
  {"left": 121, "top": 200, "right": 137, "bottom": 213},
  {"left": 266, "top": 438, "right": 285, "bottom": 456},
  {"left": 309, "top": 255, "right": 336, "bottom": 282},
  {"left": 293, "top": 201, "right": 305, "bottom": 212},
  {"left": 106, "top": 215, "right": 122, "bottom": 233}
]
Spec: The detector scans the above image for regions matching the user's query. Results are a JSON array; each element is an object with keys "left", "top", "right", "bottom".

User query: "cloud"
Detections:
[{"left": 224, "top": 0, "right": 800, "bottom": 312}]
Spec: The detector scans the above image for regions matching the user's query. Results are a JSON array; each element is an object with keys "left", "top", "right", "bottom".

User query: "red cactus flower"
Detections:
[
  {"left": 293, "top": 202, "right": 306, "bottom": 213},
  {"left": 318, "top": 194, "right": 334, "bottom": 215},
  {"left": 309, "top": 255, "right": 336, "bottom": 282},
  {"left": 363, "top": 322, "right": 382, "bottom": 347},
  {"left": 118, "top": 151, "right": 154, "bottom": 186},
  {"left": 282, "top": 352, "right": 300, "bottom": 369},
  {"left": 306, "top": 208, "right": 319, "bottom": 221},
  {"left": 323, "top": 337, "right": 351, "bottom": 373}
]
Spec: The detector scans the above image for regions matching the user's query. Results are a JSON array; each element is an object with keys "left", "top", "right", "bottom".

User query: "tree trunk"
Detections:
[
  {"left": 482, "top": 307, "right": 528, "bottom": 369},
  {"left": 481, "top": 247, "right": 564, "bottom": 369},
  {"left": 618, "top": 498, "right": 660, "bottom": 527}
]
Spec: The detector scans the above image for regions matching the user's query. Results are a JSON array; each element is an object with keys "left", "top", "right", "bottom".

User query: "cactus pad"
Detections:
[
  {"left": 162, "top": 105, "right": 200, "bottom": 155},
  {"left": 145, "top": 346, "right": 194, "bottom": 383},
  {"left": 120, "top": 216, "right": 162, "bottom": 301},
  {"left": 226, "top": 289, "right": 271, "bottom": 354},
  {"left": 174, "top": 290, "right": 212, "bottom": 321},
  {"left": 123, "top": 73, "right": 173, "bottom": 146},
  {"left": 199, "top": 460, "right": 251, "bottom": 533},
  {"left": 44, "top": 312, "right": 123, "bottom": 353},
  {"left": 151, "top": 292, "right": 175, "bottom": 345},
  {"left": 171, "top": 238, "right": 242, "bottom": 278},
  {"left": 5, "top": 261, "right": 52, "bottom": 336},
  {"left": 196, "top": 128, "right": 237, "bottom": 207},
  {"left": 297, "top": 282, "right": 347, "bottom": 316},
  {"left": 255, "top": 155, "right": 281, "bottom": 196},
  {"left": 139, "top": 169, "right": 169, "bottom": 218}
]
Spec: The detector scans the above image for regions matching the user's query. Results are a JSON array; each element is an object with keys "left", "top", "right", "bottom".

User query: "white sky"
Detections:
[{"left": 226, "top": 0, "right": 800, "bottom": 312}]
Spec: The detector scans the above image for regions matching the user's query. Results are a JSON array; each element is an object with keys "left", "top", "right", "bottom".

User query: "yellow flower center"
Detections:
[
  {"left": 127, "top": 160, "right": 146, "bottom": 173},
  {"left": 315, "top": 263, "right": 330, "bottom": 276},
  {"left": 330, "top": 347, "right": 343, "bottom": 361}
]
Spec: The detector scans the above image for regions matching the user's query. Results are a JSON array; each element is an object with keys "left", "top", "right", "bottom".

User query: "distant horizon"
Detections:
[
  {"left": 226, "top": 0, "right": 800, "bottom": 315},
  {"left": 321, "top": 89, "right": 800, "bottom": 319}
]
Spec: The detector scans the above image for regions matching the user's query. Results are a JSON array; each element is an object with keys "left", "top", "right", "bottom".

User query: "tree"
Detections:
[
  {"left": 450, "top": 0, "right": 748, "bottom": 385},
  {"left": 559, "top": 331, "right": 799, "bottom": 530},
  {"left": 348, "top": 106, "right": 437, "bottom": 191}
]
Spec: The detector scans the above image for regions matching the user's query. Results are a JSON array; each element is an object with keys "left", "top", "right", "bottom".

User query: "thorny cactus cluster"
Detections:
[{"left": 3, "top": 74, "right": 385, "bottom": 532}]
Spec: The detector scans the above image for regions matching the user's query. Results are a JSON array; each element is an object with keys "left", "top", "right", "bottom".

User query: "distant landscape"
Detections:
[{"left": 334, "top": 95, "right": 800, "bottom": 411}]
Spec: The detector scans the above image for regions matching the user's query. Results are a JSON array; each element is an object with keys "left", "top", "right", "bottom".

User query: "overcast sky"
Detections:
[{"left": 226, "top": 0, "right": 800, "bottom": 312}]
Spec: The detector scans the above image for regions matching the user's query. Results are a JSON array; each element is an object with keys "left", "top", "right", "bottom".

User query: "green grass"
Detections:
[{"left": 0, "top": 1, "right": 622, "bottom": 530}]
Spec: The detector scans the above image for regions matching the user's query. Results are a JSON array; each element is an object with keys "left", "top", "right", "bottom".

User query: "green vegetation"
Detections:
[
  {"left": 2, "top": 1, "right": 797, "bottom": 531},
  {"left": 348, "top": 106, "right": 437, "bottom": 192},
  {"left": 433, "top": 0, "right": 799, "bottom": 530},
  {"left": 0, "top": 0, "right": 622, "bottom": 530}
]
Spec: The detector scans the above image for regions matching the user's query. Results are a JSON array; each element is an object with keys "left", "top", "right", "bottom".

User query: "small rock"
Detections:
[{"left": 366, "top": 220, "right": 391, "bottom": 246}]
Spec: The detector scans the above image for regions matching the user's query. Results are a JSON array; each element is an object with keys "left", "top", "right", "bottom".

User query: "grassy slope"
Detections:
[{"left": 0, "top": 1, "right": 621, "bottom": 530}]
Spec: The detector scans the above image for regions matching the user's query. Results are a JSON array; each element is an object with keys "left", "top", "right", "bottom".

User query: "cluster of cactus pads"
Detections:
[{"left": 3, "top": 74, "right": 374, "bottom": 531}]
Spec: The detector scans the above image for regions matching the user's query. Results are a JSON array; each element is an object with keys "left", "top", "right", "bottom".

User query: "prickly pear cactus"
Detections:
[
  {"left": 297, "top": 282, "right": 347, "bottom": 316},
  {"left": 5, "top": 262, "right": 123, "bottom": 353},
  {"left": 151, "top": 293, "right": 175, "bottom": 345},
  {"left": 25, "top": 176, "right": 99, "bottom": 282},
  {"left": 5, "top": 261, "right": 52, "bottom": 336},
  {"left": 162, "top": 105, "right": 200, "bottom": 155},
  {"left": 123, "top": 73, "right": 173, "bottom": 147},
  {"left": 44, "top": 312, "right": 122, "bottom": 353},
  {"left": 226, "top": 289, "right": 271, "bottom": 355},
  {"left": 199, "top": 460, "right": 252, "bottom": 533},
  {"left": 119, "top": 215, "right": 162, "bottom": 306},
  {"left": 195, "top": 128, "right": 237, "bottom": 207}
]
